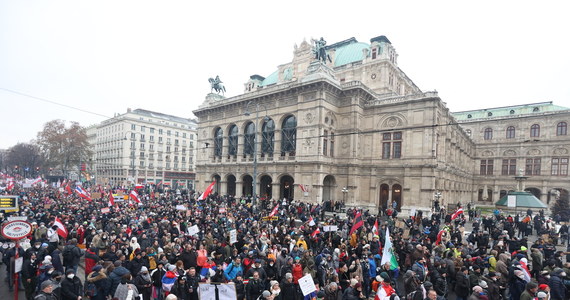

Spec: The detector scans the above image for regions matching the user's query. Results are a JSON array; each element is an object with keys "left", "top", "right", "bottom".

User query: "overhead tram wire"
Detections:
[{"left": 1, "top": 87, "right": 464, "bottom": 153}]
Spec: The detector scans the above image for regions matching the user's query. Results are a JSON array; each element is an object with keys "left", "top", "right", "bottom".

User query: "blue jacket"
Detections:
[
  {"left": 224, "top": 262, "right": 244, "bottom": 281},
  {"left": 368, "top": 258, "right": 377, "bottom": 278}
]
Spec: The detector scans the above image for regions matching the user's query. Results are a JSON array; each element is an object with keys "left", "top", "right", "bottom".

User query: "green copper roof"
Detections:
[
  {"left": 495, "top": 191, "right": 547, "bottom": 208},
  {"left": 334, "top": 42, "right": 370, "bottom": 67},
  {"left": 452, "top": 102, "right": 569, "bottom": 121},
  {"left": 260, "top": 70, "right": 278, "bottom": 86}
]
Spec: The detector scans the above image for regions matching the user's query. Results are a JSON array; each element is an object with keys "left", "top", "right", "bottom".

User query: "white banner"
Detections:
[
  {"left": 230, "top": 229, "right": 237, "bottom": 245},
  {"left": 188, "top": 225, "right": 199, "bottom": 236},
  {"left": 298, "top": 274, "right": 317, "bottom": 296}
]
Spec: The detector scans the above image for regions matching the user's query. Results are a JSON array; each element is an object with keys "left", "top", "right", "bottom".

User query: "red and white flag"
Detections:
[
  {"left": 350, "top": 211, "right": 364, "bottom": 235},
  {"left": 372, "top": 219, "right": 379, "bottom": 237},
  {"left": 198, "top": 181, "right": 216, "bottom": 200},
  {"left": 108, "top": 191, "right": 115, "bottom": 207},
  {"left": 311, "top": 227, "right": 321, "bottom": 238},
  {"left": 130, "top": 190, "right": 141, "bottom": 204},
  {"left": 269, "top": 204, "right": 279, "bottom": 217},
  {"left": 6, "top": 179, "right": 14, "bottom": 191},
  {"left": 135, "top": 184, "right": 144, "bottom": 189},
  {"left": 308, "top": 216, "right": 315, "bottom": 226},
  {"left": 75, "top": 186, "right": 92, "bottom": 201},
  {"left": 451, "top": 207, "right": 464, "bottom": 220},
  {"left": 31, "top": 176, "right": 42, "bottom": 185},
  {"left": 54, "top": 217, "right": 68, "bottom": 238},
  {"left": 299, "top": 184, "right": 308, "bottom": 193}
]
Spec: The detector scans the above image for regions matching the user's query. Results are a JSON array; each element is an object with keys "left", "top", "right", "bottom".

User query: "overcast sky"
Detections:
[{"left": 1, "top": 1, "right": 569, "bottom": 149}]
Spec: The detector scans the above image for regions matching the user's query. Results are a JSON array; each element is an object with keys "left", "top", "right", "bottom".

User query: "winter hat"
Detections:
[
  {"left": 285, "top": 273, "right": 293, "bottom": 279},
  {"left": 168, "top": 265, "right": 176, "bottom": 271},
  {"left": 479, "top": 280, "right": 488, "bottom": 289},
  {"left": 538, "top": 284, "right": 549, "bottom": 290},
  {"left": 375, "top": 275, "right": 382, "bottom": 282},
  {"left": 472, "top": 286, "right": 483, "bottom": 293},
  {"left": 261, "top": 291, "right": 271, "bottom": 298},
  {"left": 140, "top": 266, "right": 148, "bottom": 273},
  {"left": 93, "top": 265, "right": 103, "bottom": 272},
  {"left": 537, "top": 292, "right": 547, "bottom": 299},
  {"left": 269, "top": 280, "right": 279, "bottom": 287},
  {"left": 526, "top": 281, "right": 538, "bottom": 290},
  {"left": 380, "top": 272, "right": 390, "bottom": 282},
  {"left": 40, "top": 280, "right": 53, "bottom": 290},
  {"left": 350, "top": 278, "right": 358, "bottom": 287}
]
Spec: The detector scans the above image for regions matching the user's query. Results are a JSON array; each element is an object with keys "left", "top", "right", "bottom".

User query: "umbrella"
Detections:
[{"left": 495, "top": 191, "right": 547, "bottom": 208}]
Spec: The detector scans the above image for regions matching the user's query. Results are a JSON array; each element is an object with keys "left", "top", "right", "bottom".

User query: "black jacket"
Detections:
[
  {"left": 246, "top": 279, "right": 265, "bottom": 300},
  {"left": 61, "top": 276, "right": 84, "bottom": 300},
  {"left": 62, "top": 245, "right": 82, "bottom": 268},
  {"left": 454, "top": 273, "right": 470, "bottom": 297}
]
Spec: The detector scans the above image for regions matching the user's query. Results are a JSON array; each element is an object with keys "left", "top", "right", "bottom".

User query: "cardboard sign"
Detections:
[
  {"left": 298, "top": 274, "right": 317, "bottom": 296},
  {"left": 230, "top": 229, "right": 237, "bottom": 245},
  {"left": 261, "top": 216, "right": 279, "bottom": 221},
  {"left": 323, "top": 225, "right": 338, "bottom": 232},
  {"left": 219, "top": 207, "right": 226, "bottom": 213},
  {"left": 91, "top": 192, "right": 102, "bottom": 199},
  {"left": 176, "top": 205, "right": 187, "bottom": 211},
  {"left": 188, "top": 225, "right": 199, "bottom": 236},
  {"left": 101, "top": 207, "right": 110, "bottom": 214}
]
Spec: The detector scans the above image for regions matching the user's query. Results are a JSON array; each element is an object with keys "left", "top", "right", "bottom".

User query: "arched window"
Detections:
[
  {"left": 228, "top": 125, "right": 238, "bottom": 156},
  {"left": 506, "top": 126, "right": 515, "bottom": 139},
  {"left": 244, "top": 122, "right": 255, "bottom": 156},
  {"left": 484, "top": 128, "right": 493, "bottom": 140},
  {"left": 281, "top": 115, "right": 297, "bottom": 156},
  {"left": 214, "top": 128, "right": 223, "bottom": 158},
  {"left": 557, "top": 122, "right": 567, "bottom": 136},
  {"left": 262, "top": 119, "right": 275, "bottom": 156},
  {"left": 530, "top": 124, "right": 540, "bottom": 137}
]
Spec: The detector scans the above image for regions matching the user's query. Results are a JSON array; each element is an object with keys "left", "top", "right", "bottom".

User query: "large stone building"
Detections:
[
  {"left": 95, "top": 109, "right": 197, "bottom": 188},
  {"left": 193, "top": 36, "right": 569, "bottom": 213}
]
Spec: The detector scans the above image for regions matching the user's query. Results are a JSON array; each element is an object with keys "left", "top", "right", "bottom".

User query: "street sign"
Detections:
[
  {"left": 0, "top": 196, "right": 18, "bottom": 211},
  {"left": 1, "top": 220, "right": 32, "bottom": 240}
]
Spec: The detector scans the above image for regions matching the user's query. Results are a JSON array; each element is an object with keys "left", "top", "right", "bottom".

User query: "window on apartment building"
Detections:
[
  {"left": 140, "top": 143, "right": 145, "bottom": 149},
  {"left": 167, "top": 130, "right": 171, "bottom": 136},
  {"left": 530, "top": 124, "right": 540, "bottom": 137},
  {"left": 149, "top": 144, "right": 153, "bottom": 151},
  {"left": 557, "top": 122, "right": 567, "bottom": 136},
  {"left": 131, "top": 124, "right": 136, "bottom": 130},
  {"left": 525, "top": 158, "right": 541, "bottom": 175},
  {"left": 166, "top": 146, "right": 171, "bottom": 152},
  {"left": 175, "top": 131, "right": 179, "bottom": 137},
  {"left": 506, "top": 126, "right": 515, "bottom": 139},
  {"left": 501, "top": 159, "right": 517, "bottom": 175},
  {"left": 150, "top": 136, "right": 154, "bottom": 142},
  {"left": 131, "top": 132, "right": 136, "bottom": 139},
  {"left": 480, "top": 159, "right": 494, "bottom": 175},
  {"left": 551, "top": 157, "right": 569, "bottom": 176},
  {"left": 382, "top": 132, "right": 402, "bottom": 159},
  {"left": 159, "top": 137, "right": 163, "bottom": 143},
  {"left": 140, "top": 134, "right": 145, "bottom": 141},
  {"left": 141, "top": 126, "right": 145, "bottom": 132},
  {"left": 159, "top": 129, "right": 163, "bottom": 135},
  {"left": 183, "top": 133, "right": 186, "bottom": 138},
  {"left": 150, "top": 128, "right": 154, "bottom": 134},
  {"left": 484, "top": 128, "right": 493, "bottom": 140}
]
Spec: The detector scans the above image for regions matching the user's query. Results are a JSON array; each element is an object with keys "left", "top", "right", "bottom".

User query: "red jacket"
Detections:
[{"left": 292, "top": 263, "right": 303, "bottom": 284}]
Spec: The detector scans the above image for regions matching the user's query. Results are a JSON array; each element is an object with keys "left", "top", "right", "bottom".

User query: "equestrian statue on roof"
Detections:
[{"left": 209, "top": 75, "right": 226, "bottom": 95}]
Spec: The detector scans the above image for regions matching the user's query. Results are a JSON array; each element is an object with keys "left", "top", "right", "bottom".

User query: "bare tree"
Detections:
[
  {"left": 36, "top": 120, "right": 92, "bottom": 176},
  {"left": 4, "top": 143, "right": 44, "bottom": 177}
]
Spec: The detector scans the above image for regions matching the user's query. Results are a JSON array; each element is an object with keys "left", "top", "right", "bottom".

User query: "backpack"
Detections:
[
  {"left": 63, "top": 246, "right": 73, "bottom": 265},
  {"left": 85, "top": 282, "right": 98, "bottom": 297}
]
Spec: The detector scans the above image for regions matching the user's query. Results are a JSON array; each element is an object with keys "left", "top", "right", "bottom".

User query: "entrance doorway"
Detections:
[{"left": 280, "top": 175, "right": 294, "bottom": 200}]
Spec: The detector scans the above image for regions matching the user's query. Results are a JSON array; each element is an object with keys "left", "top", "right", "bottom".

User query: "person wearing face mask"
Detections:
[
  {"left": 264, "top": 258, "right": 278, "bottom": 284},
  {"left": 49, "top": 271, "right": 64, "bottom": 300},
  {"left": 135, "top": 266, "right": 153, "bottom": 300},
  {"left": 61, "top": 269, "right": 84, "bottom": 300}
]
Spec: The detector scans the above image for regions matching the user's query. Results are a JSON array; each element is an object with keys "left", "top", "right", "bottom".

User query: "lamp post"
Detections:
[
  {"left": 434, "top": 191, "right": 442, "bottom": 211},
  {"left": 244, "top": 101, "right": 268, "bottom": 211},
  {"left": 342, "top": 187, "right": 348, "bottom": 205}
]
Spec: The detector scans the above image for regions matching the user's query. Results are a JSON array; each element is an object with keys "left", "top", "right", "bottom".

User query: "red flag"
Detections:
[
  {"left": 311, "top": 228, "right": 321, "bottom": 238},
  {"left": 108, "top": 191, "right": 115, "bottom": 207},
  {"left": 54, "top": 217, "right": 68, "bottom": 238},
  {"left": 135, "top": 184, "right": 144, "bottom": 189},
  {"left": 299, "top": 184, "right": 308, "bottom": 193},
  {"left": 65, "top": 183, "right": 72, "bottom": 194},
  {"left": 130, "top": 190, "right": 141, "bottom": 204},
  {"left": 269, "top": 204, "right": 279, "bottom": 217},
  {"left": 350, "top": 211, "right": 364, "bottom": 235},
  {"left": 198, "top": 181, "right": 216, "bottom": 200},
  {"left": 6, "top": 180, "right": 14, "bottom": 191},
  {"left": 436, "top": 229, "right": 447, "bottom": 245},
  {"left": 451, "top": 207, "right": 464, "bottom": 220}
]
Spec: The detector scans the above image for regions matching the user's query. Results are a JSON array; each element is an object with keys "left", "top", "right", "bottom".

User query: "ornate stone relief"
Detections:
[
  {"left": 304, "top": 112, "right": 315, "bottom": 124},
  {"left": 503, "top": 149, "right": 517, "bottom": 156},
  {"left": 554, "top": 148, "right": 569, "bottom": 155}
]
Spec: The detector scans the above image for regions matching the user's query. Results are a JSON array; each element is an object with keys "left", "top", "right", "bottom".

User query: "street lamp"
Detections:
[
  {"left": 434, "top": 191, "right": 442, "bottom": 210},
  {"left": 244, "top": 101, "right": 268, "bottom": 211},
  {"left": 342, "top": 187, "right": 348, "bottom": 204}
]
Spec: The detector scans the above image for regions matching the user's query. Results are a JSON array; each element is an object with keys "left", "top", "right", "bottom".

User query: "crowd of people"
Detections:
[{"left": 1, "top": 183, "right": 570, "bottom": 300}]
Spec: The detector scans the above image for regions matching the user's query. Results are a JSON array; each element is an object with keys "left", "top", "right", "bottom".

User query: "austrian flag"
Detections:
[
  {"left": 54, "top": 217, "right": 68, "bottom": 238},
  {"left": 198, "top": 181, "right": 216, "bottom": 200},
  {"left": 269, "top": 204, "right": 279, "bottom": 217},
  {"left": 130, "top": 190, "right": 141, "bottom": 204},
  {"left": 451, "top": 207, "right": 464, "bottom": 220}
]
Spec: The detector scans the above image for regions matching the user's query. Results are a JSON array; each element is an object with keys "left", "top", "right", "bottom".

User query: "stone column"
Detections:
[
  {"left": 220, "top": 181, "right": 227, "bottom": 195},
  {"left": 236, "top": 181, "right": 243, "bottom": 197},
  {"left": 272, "top": 183, "right": 281, "bottom": 201}
]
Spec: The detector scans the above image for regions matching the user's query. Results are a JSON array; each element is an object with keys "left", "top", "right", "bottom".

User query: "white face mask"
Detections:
[{"left": 67, "top": 274, "right": 74, "bottom": 279}]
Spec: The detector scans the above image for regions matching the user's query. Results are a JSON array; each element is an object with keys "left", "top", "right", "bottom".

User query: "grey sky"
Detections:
[{"left": 1, "top": 1, "right": 569, "bottom": 149}]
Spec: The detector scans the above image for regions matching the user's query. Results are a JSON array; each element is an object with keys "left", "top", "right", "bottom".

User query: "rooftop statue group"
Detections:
[{"left": 208, "top": 37, "right": 331, "bottom": 95}]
